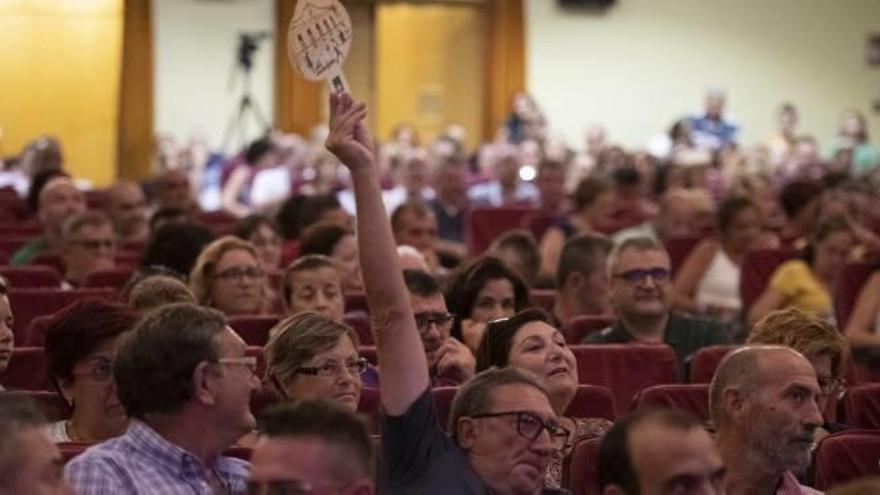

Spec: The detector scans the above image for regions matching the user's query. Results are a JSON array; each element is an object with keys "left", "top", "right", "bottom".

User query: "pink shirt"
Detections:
[{"left": 777, "top": 471, "right": 823, "bottom": 495}]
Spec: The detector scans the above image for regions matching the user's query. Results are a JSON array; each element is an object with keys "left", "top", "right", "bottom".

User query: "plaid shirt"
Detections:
[
  {"left": 64, "top": 420, "right": 249, "bottom": 494},
  {"left": 777, "top": 471, "right": 823, "bottom": 495}
]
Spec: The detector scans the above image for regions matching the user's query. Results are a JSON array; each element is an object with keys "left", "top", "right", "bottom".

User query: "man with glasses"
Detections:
[
  {"left": 248, "top": 401, "right": 374, "bottom": 495},
  {"left": 326, "top": 91, "right": 563, "bottom": 494},
  {"left": 65, "top": 303, "right": 260, "bottom": 494},
  {"left": 711, "top": 346, "right": 823, "bottom": 495},
  {"left": 59, "top": 211, "right": 117, "bottom": 288},
  {"left": 585, "top": 236, "right": 731, "bottom": 377},
  {"left": 403, "top": 268, "right": 475, "bottom": 385}
]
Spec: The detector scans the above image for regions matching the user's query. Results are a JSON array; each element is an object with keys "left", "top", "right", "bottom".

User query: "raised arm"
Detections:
[{"left": 325, "top": 92, "right": 429, "bottom": 415}]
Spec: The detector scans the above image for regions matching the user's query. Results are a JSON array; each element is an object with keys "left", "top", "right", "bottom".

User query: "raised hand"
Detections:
[
  {"left": 434, "top": 337, "right": 476, "bottom": 383},
  {"left": 325, "top": 92, "right": 375, "bottom": 172}
]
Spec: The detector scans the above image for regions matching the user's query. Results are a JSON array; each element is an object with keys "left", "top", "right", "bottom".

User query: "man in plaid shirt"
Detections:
[{"left": 65, "top": 304, "right": 260, "bottom": 494}]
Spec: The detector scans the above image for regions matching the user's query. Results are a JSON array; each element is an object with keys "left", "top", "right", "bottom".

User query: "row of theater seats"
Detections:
[
  {"left": 6, "top": 340, "right": 880, "bottom": 426},
  {"left": 3, "top": 385, "right": 878, "bottom": 494}
]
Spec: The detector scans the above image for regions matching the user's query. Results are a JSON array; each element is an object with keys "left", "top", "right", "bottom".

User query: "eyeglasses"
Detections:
[
  {"left": 71, "top": 358, "right": 114, "bottom": 383},
  {"left": 414, "top": 312, "right": 454, "bottom": 334},
  {"left": 73, "top": 239, "right": 116, "bottom": 251},
  {"left": 613, "top": 268, "right": 671, "bottom": 285},
  {"left": 217, "top": 356, "right": 259, "bottom": 375},
  {"left": 818, "top": 376, "right": 846, "bottom": 399},
  {"left": 470, "top": 410, "right": 570, "bottom": 450},
  {"left": 215, "top": 266, "right": 265, "bottom": 282},
  {"left": 295, "top": 358, "right": 368, "bottom": 379}
]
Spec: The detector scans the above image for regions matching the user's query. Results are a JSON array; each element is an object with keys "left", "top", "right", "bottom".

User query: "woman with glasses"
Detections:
[
  {"left": 445, "top": 256, "right": 530, "bottom": 352},
  {"left": 43, "top": 299, "right": 138, "bottom": 442},
  {"left": 748, "top": 308, "right": 851, "bottom": 440},
  {"left": 475, "top": 308, "right": 611, "bottom": 489},
  {"left": 233, "top": 214, "right": 283, "bottom": 272},
  {"left": 264, "top": 312, "right": 378, "bottom": 413},
  {"left": 189, "top": 236, "right": 273, "bottom": 316}
]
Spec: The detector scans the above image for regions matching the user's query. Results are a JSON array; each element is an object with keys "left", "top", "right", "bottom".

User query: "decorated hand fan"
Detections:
[{"left": 286, "top": 0, "right": 352, "bottom": 93}]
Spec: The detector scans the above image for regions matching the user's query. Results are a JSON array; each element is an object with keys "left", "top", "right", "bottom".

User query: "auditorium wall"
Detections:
[
  {"left": 525, "top": 0, "right": 880, "bottom": 153},
  {"left": 0, "top": 0, "right": 122, "bottom": 186},
  {"left": 153, "top": 0, "right": 275, "bottom": 155}
]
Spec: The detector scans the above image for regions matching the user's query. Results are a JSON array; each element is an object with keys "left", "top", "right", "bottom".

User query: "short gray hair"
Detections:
[
  {"left": 608, "top": 236, "right": 667, "bottom": 275},
  {"left": 61, "top": 210, "right": 113, "bottom": 241},
  {"left": 449, "top": 367, "right": 548, "bottom": 442}
]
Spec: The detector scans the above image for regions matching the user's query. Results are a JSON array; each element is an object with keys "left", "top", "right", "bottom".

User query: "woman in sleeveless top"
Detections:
[{"left": 673, "top": 196, "right": 769, "bottom": 322}]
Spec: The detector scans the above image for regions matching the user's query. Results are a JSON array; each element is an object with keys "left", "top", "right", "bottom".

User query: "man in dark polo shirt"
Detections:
[
  {"left": 585, "top": 236, "right": 730, "bottom": 377},
  {"left": 327, "top": 91, "right": 565, "bottom": 494}
]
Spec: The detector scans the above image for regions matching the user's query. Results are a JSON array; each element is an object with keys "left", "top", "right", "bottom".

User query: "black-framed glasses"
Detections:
[
  {"left": 295, "top": 357, "right": 368, "bottom": 378},
  {"left": 470, "top": 410, "right": 570, "bottom": 450},
  {"left": 613, "top": 267, "right": 670, "bottom": 285},
  {"left": 414, "top": 312, "right": 454, "bottom": 334},
  {"left": 215, "top": 266, "right": 265, "bottom": 282}
]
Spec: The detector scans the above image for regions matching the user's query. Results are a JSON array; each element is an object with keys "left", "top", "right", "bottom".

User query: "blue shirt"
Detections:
[
  {"left": 65, "top": 420, "right": 249, "bottom": 494},
  {"left": 687, "top": 114, "right": 738, "bottom": 151}
]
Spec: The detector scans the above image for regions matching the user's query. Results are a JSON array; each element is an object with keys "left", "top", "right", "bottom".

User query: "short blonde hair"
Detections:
[
  {"left": 747, "top": 308, "right": 849, "bottom": 377},
  {"left": 188, "top": 236, "right": 269, "bottom": 312},
  {"left": 264, "top": 312, "right": 359, "bottom": 391}
]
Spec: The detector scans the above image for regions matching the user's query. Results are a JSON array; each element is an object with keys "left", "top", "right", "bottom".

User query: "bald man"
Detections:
[
  {"left": 11, "top": 175, "right": 86, "bottom": 265},
  {"left": 105, "top": 180, "right": 148, "bottom": 243},
  {"left": 711, "top": 346, "right": 823, "bottom": 495}
]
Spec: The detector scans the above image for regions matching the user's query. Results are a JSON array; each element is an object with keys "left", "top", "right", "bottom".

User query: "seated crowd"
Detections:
[{"left": 0, "top": 89, "right": 879, "bottom": 495}]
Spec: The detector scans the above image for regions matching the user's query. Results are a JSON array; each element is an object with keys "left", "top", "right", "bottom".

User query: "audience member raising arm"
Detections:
[{"left": 325, "top": 92, "right": 429, "bottom": 416}]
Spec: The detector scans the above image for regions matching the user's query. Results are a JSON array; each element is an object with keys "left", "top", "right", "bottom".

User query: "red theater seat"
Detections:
[
  {"left": 360, "top": 346, "right": 377, "bottom": 366},
  {"left": 739, "top": 249, "right": 793, "bottom": 315},
  {"left": 58, "top": 442, "right": 91, "bottom": 464},
  {"left": 563, "top": 314, "right": 615, "bottom": 344},
  {"left": 345, "top": 293, "right": 368, "bottom": 313},
  {"left": 529, "top": 289, "right": 555, "bottom": 312},
  {"left": 564, "top": 437, "right": 602, "bottom": 495},
  {"left": 84, "top": 267, "right": 135, "bottom": 290},
  {"left": 813, "top": 430, "right": 880, "bottom": 490},
  {"left": 564, "top": 385, "right": 616, "bottom": 421},
  {"left": 0, "top": 237, "right": 35, "bottom": 257},
  {"left": 30, "top": 253, "right": 65, "bottom": 274},
  {"left": 344, "top": 312, "right": 373, "bottom": 345},
  {"left": 835, "top": 264, "right": 876, "bottom": 331},
  {"left": 689, "top": 345, "right": 739, "bottom": 383},
  {"left": 570, "top": 344, "right": 678, "bottom": 416},
  {"left": 0, "top": 390, "right": 70, "bottom": 421},
  {"left": 21, "top": 314, "right": 54, "bottom": 347},
  {"left": 0, "top": 265, "right": 62, "bottom": 288},
  {"left": 843, "top": 384, "right": 880, "bottom": 429},
  {"left": 466, "top": 207, "right": 535, "bottom": 254},
  {"left": 9, "top": 288, "right": 116, "bottom": 343},
  {"left": 228, "top": 315, "right": 280, "bottom": 346},
  {"left": 632, "top": 384, "right": 710, "bottom": 421},
  {"left": 664, "top": 236, "right": 704, "bottom": 276},
  {"left": 2, "top": 347, "right": 50, "bottom": 391}
]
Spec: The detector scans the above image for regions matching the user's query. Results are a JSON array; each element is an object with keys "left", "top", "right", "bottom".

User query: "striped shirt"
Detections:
[{"left": 65, "top": 420, "right": 249, "bottom": 494}]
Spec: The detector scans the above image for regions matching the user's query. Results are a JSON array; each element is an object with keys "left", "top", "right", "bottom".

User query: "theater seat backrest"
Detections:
[
  {"left": 739, "top": 249, "right": 793, "bottom": 315},
  {"left": 835, "top": 264, "right": 876, "bottom": 332},
  {"left": 58, "top": 442, "right": 92, "bottom": 464},
  {"left": 0, "top": 265, "right": 62, "bottom": 288},
  {"left": 570, "top": 344, "right": 678, "bottom": 416},
  {"left": 432, "top": 386, "right": 458, "bottom": 431},
  {"left": 632, "top": 384, "right": 710, "bottom": 422},
  {"left": 344, "top": 312, "right": 373, "bottom": 345},
  {"left": 83, "top": 268, "right": 135, "bottom": 290},
  {"left": 466, "top": 207, "right": 535, "bottom": 254},
  {"left": 564, "top": 437, "right": 602, "bottom": 495},
  {"left": 689, "top": 345, "right": 739, "bottom": 384},
  {"left": 529, "top": 289, "right": 556, "bottom": 312},
  {"left": 9, "top": 288, "right": 116, "bottom": 344},
  {"left": 843, "top": 384, "right": 880, "bottom": 429},
  {"left": 2, "top": 347, "right": 50, "bottom": 391},
  {"left": 564, "top": 385, "right": 616, "bottom": 421},
  {"left": 21, "top": 314, "right": 54, "bottom": 347},
  {"left": 228, "top": 315, "right": 281, "bottom": 347},
  {"left": 564, "top": 315, "right": 615, "bottom": 344},
  {"left": 813, "top": 429, "right": 880, "bottom": 490}
]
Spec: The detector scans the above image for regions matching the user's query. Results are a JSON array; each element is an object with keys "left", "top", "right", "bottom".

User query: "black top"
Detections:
[
  {"left": 584, "top": 312, "right": 732, "bottom": 379},
  {"left": 429, "top": 199, "right": 466, "bottom": 243},
  {"left": 379, "top": 388, "right": 569, "bottom": 494}
]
